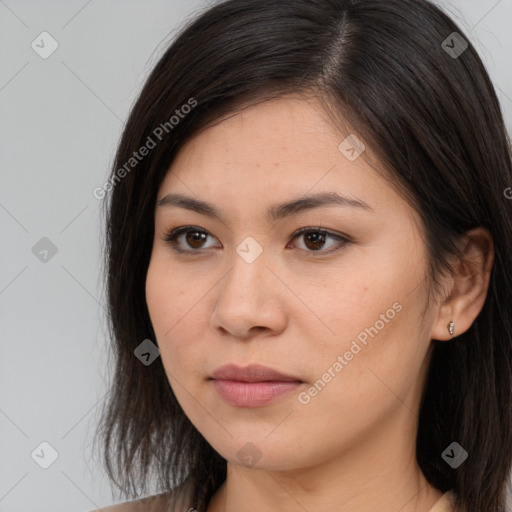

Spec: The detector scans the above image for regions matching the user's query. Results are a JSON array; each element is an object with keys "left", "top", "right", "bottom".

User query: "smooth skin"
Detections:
[{"left": 145, "top": 95, "right": 494, "bottom": 512}]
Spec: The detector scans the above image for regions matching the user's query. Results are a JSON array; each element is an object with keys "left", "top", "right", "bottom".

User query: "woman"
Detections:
[{"left": 92, "top": 0, "right": 512, "bottom": 511}]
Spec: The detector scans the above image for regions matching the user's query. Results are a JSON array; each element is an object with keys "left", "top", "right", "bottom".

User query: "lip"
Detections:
[
  {"left": 211, "top": 363, "right": 302, "bottom": 382},
  {"left": 210, "top": 364, "right": 304, "bottom": 407}
]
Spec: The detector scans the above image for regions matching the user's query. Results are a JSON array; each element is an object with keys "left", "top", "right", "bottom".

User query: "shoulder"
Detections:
[
  {"left": 428, "top": 490, "right": 458, "bottom": 512},
  {"left": 89, "top": 489, "right": 194, "bottom": 512}
]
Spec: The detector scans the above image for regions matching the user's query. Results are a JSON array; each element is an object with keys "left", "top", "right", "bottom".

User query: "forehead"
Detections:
[
  {"left": 156, "top": 96, "right": 408, "bottom": 223},
  {"left": 174, "top": 96, "right": 345, "bottom": 166}
]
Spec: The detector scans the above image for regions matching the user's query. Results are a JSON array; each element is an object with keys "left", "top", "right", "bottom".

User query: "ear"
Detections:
[{"left": 430, "top": 227, "right": 494, "bottom": 341}]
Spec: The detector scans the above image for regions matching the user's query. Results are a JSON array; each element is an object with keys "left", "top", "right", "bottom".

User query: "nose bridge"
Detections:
[
  {"left": 212, "top": 236, "right": 277, "bottom": 324},
  {"left": 224, "top": 235, "right": 269, "bottom": 297},
  {"left": 210, "top": 233, "right": 290, "bottom": 338},
  {"left": 235, "top": 234, "right": 266, "bottom": 266}
]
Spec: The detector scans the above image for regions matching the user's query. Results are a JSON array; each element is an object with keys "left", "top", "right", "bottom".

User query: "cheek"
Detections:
[
  {"left": 146, "top": 253, "right": 195, "bottom": 336},
  {"left": 290, "top": 300, "right": 428, "bottom": 463},
  {"left": 146, "top": 259, "right": 171, "bottom": 337},
  {"left": 309, "top": 291, "right": 429, "bottom": 425},
  {"left": 145, "top": 256, "right": 208, "bottom": 382},
  {"left": 296, "top": 251, "right": 429, "bottom": 408},
  {"left": 290, "top": 257, "right": 400, "bottom": 355}
]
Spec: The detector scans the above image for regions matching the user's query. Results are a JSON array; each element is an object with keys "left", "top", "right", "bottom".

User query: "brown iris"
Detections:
[
  {"left": 185, "top": 230, "right": 208, "bottom": 249},
  {"left": 303, "top": 231, "right": 326, "bottom": 251}
]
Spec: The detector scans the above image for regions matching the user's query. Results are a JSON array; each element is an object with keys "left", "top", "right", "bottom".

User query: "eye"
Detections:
[
  {"left": 163, "top": 225, "right": 351, "bottom": 255},
  {"left": 164, "top": 226, "right": 219, "bottom": 253},
  {"left": 288, "top": 227, "right": 351, "bottom": 255}
]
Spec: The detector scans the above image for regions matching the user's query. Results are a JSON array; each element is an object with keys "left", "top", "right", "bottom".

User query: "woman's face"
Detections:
[{"left": 146, "top": 95, "right": 438, "bottom": 471}]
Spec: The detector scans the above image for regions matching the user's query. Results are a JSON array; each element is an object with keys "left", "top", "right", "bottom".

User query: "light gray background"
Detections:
[{"left": 1, "top": 1, "right": 511, "bottom": 511}]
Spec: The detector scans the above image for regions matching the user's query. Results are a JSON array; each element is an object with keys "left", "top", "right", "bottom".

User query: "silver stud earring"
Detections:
[{"left": 448, "top": 321, "right": 454, "bottom": 336}]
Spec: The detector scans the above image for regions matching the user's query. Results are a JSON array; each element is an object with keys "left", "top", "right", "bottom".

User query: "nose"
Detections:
[{"left": 209, "top": 245, "right": 288, "bottom": 339}]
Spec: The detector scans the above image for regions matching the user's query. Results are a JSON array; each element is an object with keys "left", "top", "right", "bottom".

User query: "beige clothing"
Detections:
[
  {"left": 93, "top": 490, "right": 457, "bottom": 511},
  {"left": 428, "top": 491, "right": 457, "bottom": 512}
]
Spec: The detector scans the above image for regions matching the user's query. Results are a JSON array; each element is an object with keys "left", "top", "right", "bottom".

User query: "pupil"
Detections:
[
  {"left": 187, "top": 231, "right": 206, "bottom": 248},
  {"left": 306, "top": 232, "right": 325, "bottom": 250}
]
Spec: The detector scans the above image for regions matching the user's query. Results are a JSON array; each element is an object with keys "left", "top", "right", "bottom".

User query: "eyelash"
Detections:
[{"left": 163, "top": 225, "right": 351, "bottom": 256}]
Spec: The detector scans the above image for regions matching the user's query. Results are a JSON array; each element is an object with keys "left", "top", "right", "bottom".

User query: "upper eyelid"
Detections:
[
  {"left": 166, "top": 225, "right": 342, "bottom": 238},
  {"left": 165, "top": 225, "right": 349, "bottom": 248}
]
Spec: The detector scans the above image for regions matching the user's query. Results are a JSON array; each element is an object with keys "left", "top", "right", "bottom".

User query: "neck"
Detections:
[{"left": 207, "top": 406, "right": 443, "bottom": 512}]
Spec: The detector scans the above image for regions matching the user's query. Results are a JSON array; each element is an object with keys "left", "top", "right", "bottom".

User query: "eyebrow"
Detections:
[{"left": 156, "top": 191, "right": 374, "bottom": 222}]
